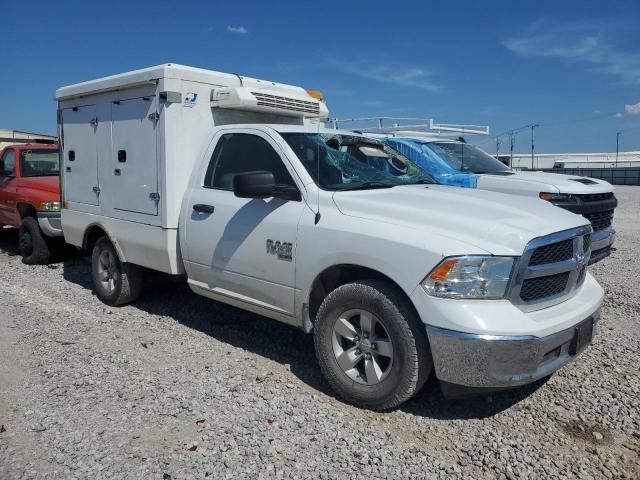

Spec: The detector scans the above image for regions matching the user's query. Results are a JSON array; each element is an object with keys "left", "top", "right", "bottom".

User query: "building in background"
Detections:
[
  {"left": 497, "top": 151, "right": 640, "bottom": 169},
  {"left": 0, "top": 129, "right": 57, "bottom": 150}
]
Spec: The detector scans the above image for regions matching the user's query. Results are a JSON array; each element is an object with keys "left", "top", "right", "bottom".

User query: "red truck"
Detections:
[{"left": 0, "top": 143, "right": 63, "bottom": 263}]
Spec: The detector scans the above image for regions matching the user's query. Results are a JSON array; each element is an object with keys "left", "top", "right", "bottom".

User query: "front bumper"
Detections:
[
  {"left": 37, "top": 212, "right": 63, "bottom": 237},
  {"left": 426, "top": 309, "right": 600, "bottom": 388},
  {"left": 589, "top": 227, "right": 615, "bottom": 264}
]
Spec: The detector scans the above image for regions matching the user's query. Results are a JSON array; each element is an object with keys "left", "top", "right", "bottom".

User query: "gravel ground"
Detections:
[{"left": 1, "top": 186, "right": 639, "bottom": 480}]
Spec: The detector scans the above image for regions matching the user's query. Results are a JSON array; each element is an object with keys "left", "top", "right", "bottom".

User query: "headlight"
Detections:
[
  {"left": 539, "top": 192, "right": 576, "bottom": 203},
  {"left": 422, "top": 256, "right": 514, "bottom": 299},
  {"left": 39, "top": 201, "right": 61, "bottom": 212}
]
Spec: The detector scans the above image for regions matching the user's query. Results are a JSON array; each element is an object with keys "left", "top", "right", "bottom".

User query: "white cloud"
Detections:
[
  {"left": 504, "top": 20, "right": 640, "bottom": 84},
  {"left": 624, "top": 101, "right": 640, "bottom": 115},
  {"left": 327, "top": 58, "right": 440, "bottom": 92},
  {"left": 227, "top": 25, "right": 248, "bottom": 34},
  {"left": 617, "top": 101, "right": 640, "bottom": 118}
]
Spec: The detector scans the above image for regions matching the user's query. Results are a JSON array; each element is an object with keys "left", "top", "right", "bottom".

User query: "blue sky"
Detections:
[{"left": 3, "top": 0, "right": 640, "bottom": 153}]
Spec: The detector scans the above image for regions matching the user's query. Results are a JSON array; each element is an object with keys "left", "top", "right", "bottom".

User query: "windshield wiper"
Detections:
[{"left": 334, "top": 182, "right": 395, "bottom": 191}]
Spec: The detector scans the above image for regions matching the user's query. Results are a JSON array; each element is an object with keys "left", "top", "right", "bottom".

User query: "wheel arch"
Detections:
[
  {"left": 17, "top": 203, "right": 37, "bottom": 219},
  {"left": 305, "top": 264, "right": 419, "bottom": 333},
  {"left": 82, "top": 223, "right": 127, "bottom": 261}
]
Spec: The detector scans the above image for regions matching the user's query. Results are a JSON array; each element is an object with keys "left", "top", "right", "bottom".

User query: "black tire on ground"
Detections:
[
  {"left": 19, "top": 216, "right": 51, "bottom": 265},
  {"left": 314, "top": 279, "right": 432, "bottom": 410},
  {"left": 91, "top": 236, "right": 143, "bottom": 306}
]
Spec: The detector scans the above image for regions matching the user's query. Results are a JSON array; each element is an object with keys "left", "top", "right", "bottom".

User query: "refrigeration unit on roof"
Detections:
[{"left": 211, "top": 86, "right": 329, "bottom": 119}]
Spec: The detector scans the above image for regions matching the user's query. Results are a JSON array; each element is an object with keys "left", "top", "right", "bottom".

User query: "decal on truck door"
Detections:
[{"left": 266, "top": 239, "right": 293, "bottom": 261}]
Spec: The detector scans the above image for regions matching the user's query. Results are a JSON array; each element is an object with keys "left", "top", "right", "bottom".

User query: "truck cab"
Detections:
[
  {"left": 383, "top": 137, "right": 617, "bottom": 263},
  {"left": 0, "top": 143, "right": 63, "bottom": 263}
]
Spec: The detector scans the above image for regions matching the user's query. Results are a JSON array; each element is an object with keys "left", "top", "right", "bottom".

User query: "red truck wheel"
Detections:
[{"left": 19, "top": 217, "right": 51, "bottom": 265}]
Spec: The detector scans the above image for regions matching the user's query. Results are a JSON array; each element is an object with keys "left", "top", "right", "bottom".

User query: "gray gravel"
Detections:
[{"left": 1, "top": 186, "right": 639, "bottom": 480}]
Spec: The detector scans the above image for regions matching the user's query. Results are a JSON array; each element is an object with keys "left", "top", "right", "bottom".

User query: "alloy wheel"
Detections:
[{"left": 331, "top": 309, "right": 394, "bottom": 385}]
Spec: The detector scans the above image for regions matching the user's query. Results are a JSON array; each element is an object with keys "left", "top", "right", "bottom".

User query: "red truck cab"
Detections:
[{"left": 0, "top": 143, "right": 62, "bottom": 263}]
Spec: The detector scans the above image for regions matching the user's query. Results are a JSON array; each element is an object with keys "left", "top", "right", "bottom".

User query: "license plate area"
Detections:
[{"left": 569, "top": 317, "right": 594, "bottom": 355}]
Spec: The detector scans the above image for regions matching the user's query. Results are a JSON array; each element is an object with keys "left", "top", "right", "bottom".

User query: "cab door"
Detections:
[
  {"left": 183, "top": 130, "right": 305, "bottom": 317},
  {"left": 0, "top": 148, "right": 18, "bottom": 225}
]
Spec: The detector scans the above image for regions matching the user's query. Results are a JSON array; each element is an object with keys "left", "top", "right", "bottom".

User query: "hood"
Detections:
[
  {"left": 17, "top": 175, "right": 60, "bottom": 195},
  {"left": 491, "top": 171, "right": 613, "bottom": 194},
  {"left": 332, "top": 185, "right": 590, "bottom": 256}
]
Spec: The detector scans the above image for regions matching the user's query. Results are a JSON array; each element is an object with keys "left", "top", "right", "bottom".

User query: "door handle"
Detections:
[{"left": 193, "top": 204, "right": 214, "bottom": 214}]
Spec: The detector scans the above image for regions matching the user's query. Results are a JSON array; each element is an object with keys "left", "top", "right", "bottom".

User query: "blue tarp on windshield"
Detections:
[{"left": 383, "top": 138, "right": 478, "bottom": 188}]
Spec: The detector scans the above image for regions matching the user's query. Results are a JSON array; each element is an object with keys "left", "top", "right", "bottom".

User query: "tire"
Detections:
[
  {"left": 314, "top": 279, "right": 432, "bottom": 410},
  {"left": 19, "top": 217, "right": 51, "bottom": 265},
  {"left": 91, "top": 236, "right": 143, "bottom": 306}
]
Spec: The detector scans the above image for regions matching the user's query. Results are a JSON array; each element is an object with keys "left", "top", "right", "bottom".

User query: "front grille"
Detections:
[
  {"left": 529, "top": 238, "right": 573, "bottom": 266},
  {"left": 576, "top": 192, "right": 614, "bottom": 202},
  {"left": 577, "top": 266, "right": 587, "bottom": 284},
  {"left": 520, "top": 272, "right": 570, "bottom": 302},
  {"left": 583, "top": 210, "right": 614, "bottom": 231},
  {"left": 589, "top": 246, "right": 612, "bottom": 264},
  {"left": 511, "top": 226, "right": 592, "bottom": 310}
]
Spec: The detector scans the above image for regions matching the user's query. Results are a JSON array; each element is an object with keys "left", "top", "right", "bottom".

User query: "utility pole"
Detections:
[
  {"left": 496, "top": 137, "right": 501, "bottom": 161},
  {"left": 509, "top": 131, "right": 516, "bottom": 169},
  {"left": 616, "top": 132, "right": 621, "bottom": 167},
  {"left": 527, "top": 124, "right": 539, "bottom": 169}
]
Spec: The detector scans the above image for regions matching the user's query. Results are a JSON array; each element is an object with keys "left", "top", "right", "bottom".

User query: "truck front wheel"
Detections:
[
  {"left": 314, "top": 279, "right": 432, "bottom": 410},
  {"left": 19, "top": 217, "right": 51, "bottom": 265},
  {"left": 91, "top": 237, "right": 142, "bottom": 306}
]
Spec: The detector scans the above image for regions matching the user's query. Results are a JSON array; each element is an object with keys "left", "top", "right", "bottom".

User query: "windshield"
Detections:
[
  {"left": 424, "top": 142, "right": 509, "bottom": 174},
  {"left": 281, "top": 133, "right": 435, "bottom": 190},
  {"left": 20, "top": 150, "right": 59, "bottom": 177}
]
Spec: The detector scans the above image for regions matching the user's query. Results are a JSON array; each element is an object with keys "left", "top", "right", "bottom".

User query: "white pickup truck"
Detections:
[
  {"left": 383, "top": 137, "right": 617, "bottom": 264},
  {"left": 57, "top": 65, "right": 603, "bottom": 409}
]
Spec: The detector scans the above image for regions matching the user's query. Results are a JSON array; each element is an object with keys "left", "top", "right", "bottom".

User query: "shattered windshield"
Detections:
[
  {"left": 424, "top": 142, "right": 509, "bottom": 174},
  {"left": 281, "top": 133, "right": 435, "bottom": 190}
]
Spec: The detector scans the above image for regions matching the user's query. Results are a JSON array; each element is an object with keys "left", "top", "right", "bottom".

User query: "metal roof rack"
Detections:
[{"left": 330, "top": 117, "right": 490, "bottom": 138}]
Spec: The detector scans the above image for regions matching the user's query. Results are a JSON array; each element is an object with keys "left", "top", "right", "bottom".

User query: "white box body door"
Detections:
[
  {"left": 111, "top": 96, "right": 159, "bottom": 215},
  {"left": 62, "top": 105, "right": 99, "bottom": 206}
]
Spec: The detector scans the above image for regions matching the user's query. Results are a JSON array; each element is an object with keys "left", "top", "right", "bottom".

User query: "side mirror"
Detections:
[{"left": 233, "top": 171, "right": 301, "bottom": 201}]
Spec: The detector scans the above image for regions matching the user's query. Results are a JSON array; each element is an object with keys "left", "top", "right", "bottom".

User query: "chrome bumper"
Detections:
[
  {"left": 37, "top": 212, "right": 63, "bottom": 237},
  {"left": 426, "top": 310, "right": 600, "bottom": 388},
  {"left": 589, "top": 227, "right": 615, "bottom": 264}
]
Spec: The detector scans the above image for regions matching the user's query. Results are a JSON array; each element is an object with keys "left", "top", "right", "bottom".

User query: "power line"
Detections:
[{"left": 476, "top": 110, "right": 621, "bottom": 150}]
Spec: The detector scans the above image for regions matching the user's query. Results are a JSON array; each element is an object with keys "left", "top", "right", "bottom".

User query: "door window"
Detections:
[
  {"left": 1, "top": 149, "right": 16, "bottom": 176},
  {"left": 204, "top": 133, "right": 295, "bottom": 190}
]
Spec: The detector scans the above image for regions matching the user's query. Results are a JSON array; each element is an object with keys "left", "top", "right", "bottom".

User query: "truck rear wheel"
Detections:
[
  {"left": 91, "top": 237, "right": 142, "bottom": 306},
  {"left": 314, "top": 279, "right": 432, "bottom": 410},
  {"left": 19, "top": 217, "right": 51, "bottom": 265}
]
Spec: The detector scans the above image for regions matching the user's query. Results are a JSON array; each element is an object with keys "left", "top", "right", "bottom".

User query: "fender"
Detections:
[{"left": 82, "top": 222, "right": 128, "bottom": 262}]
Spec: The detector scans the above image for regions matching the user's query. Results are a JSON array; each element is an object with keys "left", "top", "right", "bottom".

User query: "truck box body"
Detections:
[{"left": 57, "top": 64, "right": 327, "bottom": 273}]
